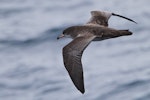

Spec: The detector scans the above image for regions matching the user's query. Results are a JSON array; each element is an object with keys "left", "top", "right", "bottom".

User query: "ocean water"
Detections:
[{"left": 0, "top": 0, "right": 150, "bottom": 100}]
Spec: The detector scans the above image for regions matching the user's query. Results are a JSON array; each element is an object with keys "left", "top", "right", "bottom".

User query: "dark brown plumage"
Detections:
[{"left": 57, "top": 10, "right": 136, "bottom": 94}]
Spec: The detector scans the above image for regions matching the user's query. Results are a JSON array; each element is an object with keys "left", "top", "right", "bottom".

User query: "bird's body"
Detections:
[
  {"left": 57, "top": 10, "right": 136, "bottom": 94},
  {"left": 63, "top": 25, "right": 132, "bottom": 41}
]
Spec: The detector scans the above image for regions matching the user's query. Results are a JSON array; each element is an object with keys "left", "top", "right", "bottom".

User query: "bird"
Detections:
[{"left": 57, "top": 10, "right": 136, "bottom": 94}]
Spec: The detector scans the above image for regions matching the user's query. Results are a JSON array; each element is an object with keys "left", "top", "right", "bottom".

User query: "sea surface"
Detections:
[{"left": 0, "top": 0, "right": 150, "bottom": 100}]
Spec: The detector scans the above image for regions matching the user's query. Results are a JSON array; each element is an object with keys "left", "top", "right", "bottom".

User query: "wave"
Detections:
[
  {"left": 0, "top": 26, "right": 65, "bottom": 46},
  {"left": 96, "top": 79, "right": 150, "bottom": 100}
]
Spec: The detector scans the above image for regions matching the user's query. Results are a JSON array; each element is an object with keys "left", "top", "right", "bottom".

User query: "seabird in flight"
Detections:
[{"left": 57, "top": 10, "right": 136, "bottom": 94}]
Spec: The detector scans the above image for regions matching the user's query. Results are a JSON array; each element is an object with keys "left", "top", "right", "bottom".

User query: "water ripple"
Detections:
[{"left": 0, "top": 26, "right": 64, "bottom": 46}]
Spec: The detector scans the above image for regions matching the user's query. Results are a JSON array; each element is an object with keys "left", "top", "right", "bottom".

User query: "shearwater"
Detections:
[{"left": 57, "top": 10, "right": 136, "bottom": 94}]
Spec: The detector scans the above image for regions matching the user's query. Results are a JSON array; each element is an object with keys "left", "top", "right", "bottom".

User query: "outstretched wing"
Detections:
[
  {"left": 86, "top": 10, "right": 137, "bottom": 26},
  {"left": 87, "top": 11, "right": 112, "bottom": 27},
  {"left": 63, "top": 35, "right": 95, "bottom": 93}
]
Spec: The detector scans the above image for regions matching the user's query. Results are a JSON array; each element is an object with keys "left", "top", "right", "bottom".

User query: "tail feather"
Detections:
[
  {"left": 119, "top": 29, "right": 132, "bottom": 35},
  {"left": 105, "top": 29, "right": 133, "bottom": 39},
  {"left": 98, "top": 29, "right": 133, "bottom": 41}
]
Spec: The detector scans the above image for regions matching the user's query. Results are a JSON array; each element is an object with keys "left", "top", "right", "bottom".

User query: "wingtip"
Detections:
[
  {"left": 134, "top": 21, "right": 138, "bottom": 24},
  {"left": 130, "top": 20, "right": 137, "bottom": 24},
  {"left": 79, "top": 88, "right": 85, "bottom": 94},
  {"left": 112, "top": 13, "right": 137, "bottom": 24},
  {"left": 75, "top": 83, "right": 85, "bottom": 94}
]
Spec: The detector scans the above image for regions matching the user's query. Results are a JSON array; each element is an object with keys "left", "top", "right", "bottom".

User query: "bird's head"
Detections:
[{"left": 57, "top": 27, "right": 76, "bottom": 40}]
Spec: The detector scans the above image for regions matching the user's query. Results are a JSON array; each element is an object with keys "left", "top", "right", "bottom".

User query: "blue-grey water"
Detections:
[{"left": 0, "top": 0, "right": 150, "bottom": 100}]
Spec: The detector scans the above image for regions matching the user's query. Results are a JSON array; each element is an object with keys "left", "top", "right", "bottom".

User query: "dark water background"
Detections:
[{"left": 0, "top": 0, "right": 150, "bottom": 100}]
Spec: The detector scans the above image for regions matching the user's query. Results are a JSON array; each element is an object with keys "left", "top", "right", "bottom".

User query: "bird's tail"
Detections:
[
  {"left": 95, "top": 29, "right": 133, "bottom": 41},
  {"left": 105, "top": 29, "right": 133, "bottom": 39},
  {"left": 119, "top": 30, "right": 132, "bottom": 36}
]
